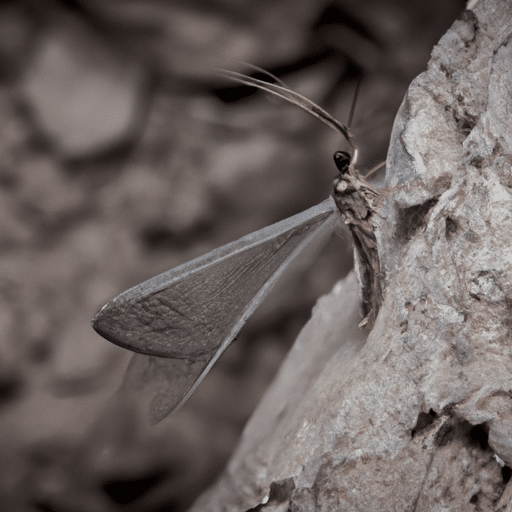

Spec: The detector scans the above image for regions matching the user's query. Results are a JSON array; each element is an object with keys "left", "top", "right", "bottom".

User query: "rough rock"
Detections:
[{"left": 191, "top": 2, "right": 512, "bottom": 510}]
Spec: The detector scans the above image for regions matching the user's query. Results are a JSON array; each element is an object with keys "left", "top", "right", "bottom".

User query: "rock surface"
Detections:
[{"left": 191, "top": 2, "right": 512, "bottom": 510}]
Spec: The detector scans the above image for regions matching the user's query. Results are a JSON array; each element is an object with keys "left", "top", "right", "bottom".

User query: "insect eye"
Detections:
[{"left": 333, "top": 151, "right": 351, "bottom": 174}]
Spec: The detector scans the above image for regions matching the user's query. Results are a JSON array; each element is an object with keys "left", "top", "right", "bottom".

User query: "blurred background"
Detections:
[{"left": 0, "top": 0, "right": 465, "bottom": 510}]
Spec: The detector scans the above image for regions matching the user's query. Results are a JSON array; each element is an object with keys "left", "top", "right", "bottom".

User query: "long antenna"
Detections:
[
  {"left": 218, "top": 69, "right": 359, "bottom": 165},
  {"left": 365, "top": 160, "right": 386, "bottom": 179},
  {"left": 236, "top": 62, "right": 288, "bottom": 89},
  {"left": 347, "top": 78, "right": 361, "bottom": 129}
]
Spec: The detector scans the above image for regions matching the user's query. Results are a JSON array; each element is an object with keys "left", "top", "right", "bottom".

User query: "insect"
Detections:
[{"left": 92, "top": 70, "right": 383, "bottom": 423}]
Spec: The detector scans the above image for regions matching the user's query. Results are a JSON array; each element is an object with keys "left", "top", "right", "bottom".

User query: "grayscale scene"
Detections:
[{"left": 4, "top": 1, "right": 512, "bottom": 511}]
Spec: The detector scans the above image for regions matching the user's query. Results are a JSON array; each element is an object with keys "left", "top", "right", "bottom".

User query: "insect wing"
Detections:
[
  {"left": 120, "top": 353, "right": 211, "bottom": 424},
  {"left": 92, "top": 197, "right": 338, "bottom": 358},
  {"left": 92, "top": 197, "right": 339, "bottom": 421}
]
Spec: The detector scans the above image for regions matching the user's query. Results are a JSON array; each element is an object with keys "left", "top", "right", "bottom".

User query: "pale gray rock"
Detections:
[{"left": 191, "top": 2, "right": 512, "bottom": 510}]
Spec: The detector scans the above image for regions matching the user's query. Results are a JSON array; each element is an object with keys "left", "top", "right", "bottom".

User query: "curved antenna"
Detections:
[
  {"left": 218, "top": 69, "right": 359, "bottom": 168},
  {"left": 365, "top": 160, "right": 386, "bottom": 180},
  {"left": 347, "top": 78, "right": 361, "bottom": 129},
  {"left": 236, "top": 62, "right": 289, "bottom": 89}
]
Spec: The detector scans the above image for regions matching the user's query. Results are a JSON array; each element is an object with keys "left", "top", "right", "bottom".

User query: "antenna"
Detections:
[
  {"left": 365, "top": 160, "right": 386, "bottom": 179},
  {"left": 219, "top": 69, "right": 359, "bottom": 166},
  {"left": 236, "top": 62, "right": 288, "bottom": 89},
  {"left": 347, "top": 78, "right": 361, "bottom": 129}
]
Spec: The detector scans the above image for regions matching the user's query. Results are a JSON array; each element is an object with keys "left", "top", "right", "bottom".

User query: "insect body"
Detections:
[
  {"left": 332, "top": 150, "right": 382, "bottom": 328},
  {"left": 92, "top": 72, "right": 382, "bottom": 422}
]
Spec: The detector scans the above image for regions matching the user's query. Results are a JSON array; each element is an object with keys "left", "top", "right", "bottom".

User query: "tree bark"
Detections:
[{"left": 191, "top": 2, "right": 512, "bottom": 510}]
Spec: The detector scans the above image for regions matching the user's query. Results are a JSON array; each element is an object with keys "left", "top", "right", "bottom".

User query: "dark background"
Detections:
[{"left": 0, "top": 1, "right": 465, "bottom": 510}]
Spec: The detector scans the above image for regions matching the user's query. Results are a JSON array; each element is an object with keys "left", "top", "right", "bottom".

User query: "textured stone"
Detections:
[{"left": 191, "top": 2, "right": 512, "bottom": 510}]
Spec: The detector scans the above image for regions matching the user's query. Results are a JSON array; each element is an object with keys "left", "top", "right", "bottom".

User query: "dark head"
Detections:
[{"left": 333, "top": 151, "right": 351, "bottom": 175}]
